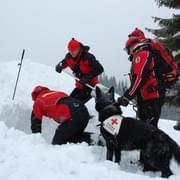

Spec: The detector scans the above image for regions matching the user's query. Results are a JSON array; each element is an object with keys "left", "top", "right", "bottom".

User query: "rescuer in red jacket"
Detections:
[
  {"left": 31, "top": 85, "right": 91, "bottom": 145},
  {"left": 55, "top": 38, "right": 104, "bottom": 104},
  {"left": 116, "top": 30, "right": 167, "bottom": 169},
  {"left": 116, "top": 36, "right": 165, "bottom": 128}
]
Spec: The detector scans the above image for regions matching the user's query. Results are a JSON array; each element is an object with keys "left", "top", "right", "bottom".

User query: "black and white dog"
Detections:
[{"left": 95, "top": 86, "right": 180, "bottom": 178}]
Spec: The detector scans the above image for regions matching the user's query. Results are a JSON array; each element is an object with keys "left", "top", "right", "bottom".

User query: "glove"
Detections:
[
  {"left": 55, "top": 63, "right": 63, "bottom": 73},
  {"left": 115, "top": 96, "right": 129, "bottom": 107},
  {"left": 31, "top": 112, "right": 42, "bottom": 133},
  {"left": 80, "top": 75, "right": 92, "bottom": 84}
]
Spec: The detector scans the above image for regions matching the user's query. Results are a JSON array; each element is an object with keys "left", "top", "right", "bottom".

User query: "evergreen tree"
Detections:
[
  {"left": 155, "top": 0, "right": 180, "bottom": 9},
  {"left": 146, "top": 0, "right": 180, "bottom": 64},
  {"left": 146, "top": 0, "right": 180, "bottom": 106},
  {"left": 100, "top": 73, "right": 127, "bottom": 95}
]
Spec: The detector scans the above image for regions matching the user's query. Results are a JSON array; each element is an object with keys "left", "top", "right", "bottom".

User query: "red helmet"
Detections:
[
  {"left": 125, "top": 37, "right": 141, "bottom": 54},
  {"left": 128, "top": 27, "right": 145, "bottom": 39},
  {"left": 67, "top": 38, "right": 80, "bottom": 52},
  {"left": 31, "top": 85, "right": 49, "bottom": 101}
]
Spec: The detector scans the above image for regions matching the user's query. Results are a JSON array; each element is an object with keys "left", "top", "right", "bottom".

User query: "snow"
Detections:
[{"left": 0, "top": 59, "right": 180, "bottom": 180}]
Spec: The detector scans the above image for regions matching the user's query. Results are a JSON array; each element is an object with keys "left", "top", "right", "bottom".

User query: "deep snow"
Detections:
[{"left": 0, "top": 60, "right": 180, "bottom": 180}]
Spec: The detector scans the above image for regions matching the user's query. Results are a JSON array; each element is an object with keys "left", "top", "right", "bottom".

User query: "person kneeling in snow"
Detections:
[{"left": 31, "top": 85, "right": 92, "bottom": 145}]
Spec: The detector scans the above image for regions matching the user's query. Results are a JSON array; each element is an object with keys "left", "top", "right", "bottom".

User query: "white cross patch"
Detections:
[{"left": 102, "top": 115, "right": 123, "bottom": 135}]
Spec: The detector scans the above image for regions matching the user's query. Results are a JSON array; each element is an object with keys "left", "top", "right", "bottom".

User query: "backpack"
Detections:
[{"left": 145, "top": 39, "right": 179, "bottom": 88}]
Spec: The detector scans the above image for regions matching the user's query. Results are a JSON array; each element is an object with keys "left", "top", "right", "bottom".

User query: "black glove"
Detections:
[
  {"left": 80, "top": 74, "right": 92, "bottom": 84},
  {"left": 55, "top": 63, "right": 63, "bottom": 73},
  {"left": 31, "top": 112, "right": 42, "bottom": 133},
  {"left": 115, "top": 96, "right": 129, "bottom": 107}
]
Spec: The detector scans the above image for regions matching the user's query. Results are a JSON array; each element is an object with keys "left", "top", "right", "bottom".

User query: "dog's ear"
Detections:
[
  {"left": 108, "top": 86, "right": 115, "bottom": 100},
  {"left": 108, "top": 86, "right": 114, "bottom": 94},
  {"left": 95, "top": 86, "right": 102, "bottom": 98}
]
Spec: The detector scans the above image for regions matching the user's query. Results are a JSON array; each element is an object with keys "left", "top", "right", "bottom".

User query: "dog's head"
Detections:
[{"left": 95, "top": 86, "right": 115, "bottom": 112}]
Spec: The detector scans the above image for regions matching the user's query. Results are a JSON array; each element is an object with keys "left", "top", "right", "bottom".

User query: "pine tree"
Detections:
[
  {"left": 146, "top": 0, "right": 180, "bottom": 63},
  {"left": 155, "top": 0, "right": 180, "bottom": 9},
  {"left": 146, "top": 0, "right": 180, "bottom": 106},
  {"left": 100, "top": 73, "right": 127, "bottom": 95}
]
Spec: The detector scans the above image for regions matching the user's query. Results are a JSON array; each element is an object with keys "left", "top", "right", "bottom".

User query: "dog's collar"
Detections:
[{"left": 102, "top": 104, "right": 114, "bottom": 111}]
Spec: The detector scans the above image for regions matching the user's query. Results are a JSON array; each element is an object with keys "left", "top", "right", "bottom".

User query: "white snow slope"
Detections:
[{"left": 0, "top": 60, "right": 180, "bottom": 180}]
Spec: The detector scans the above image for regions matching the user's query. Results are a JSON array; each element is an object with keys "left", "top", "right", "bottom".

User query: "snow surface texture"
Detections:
[{"left": 0, "top": 60, "right": 180, "bottom": 180}]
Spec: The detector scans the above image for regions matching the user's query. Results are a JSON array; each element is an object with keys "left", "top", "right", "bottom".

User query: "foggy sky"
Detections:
[{"left": 0, "top": 0, "right": 176, "bottom": 81}]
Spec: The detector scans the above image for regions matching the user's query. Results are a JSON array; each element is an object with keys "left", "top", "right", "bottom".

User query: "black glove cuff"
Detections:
[
  {"left": 31, "top": 112, "right": 42, "bottom": 133},
  {"left": 55, "top": 63, "right": 63, "bottom": 73},
  {"left": 116, "top": 96, "right": 129, "bottom": 106}
]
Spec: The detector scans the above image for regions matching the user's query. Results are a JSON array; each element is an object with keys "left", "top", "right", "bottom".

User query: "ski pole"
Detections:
[
  {"left": 62, "top": 70, "right": 99, "bottom": 98},
  {"left": 62, "top": 70, "right": 109, "bottom": 97},
  {"left": 12, "top": 49, "right": 25, "bottom": 100}
]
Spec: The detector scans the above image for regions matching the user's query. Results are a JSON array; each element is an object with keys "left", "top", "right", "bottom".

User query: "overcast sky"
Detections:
[{"left": 0, "top": 0, "right": 177, "bottom": 80}]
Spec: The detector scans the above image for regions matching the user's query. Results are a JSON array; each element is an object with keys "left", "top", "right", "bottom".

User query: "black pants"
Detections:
[
  {"left": 137, "top": 88, "right": 165, "bottom": 128},
  {"left": 137, "top": 98, "right": 164, "bottom": 128},
  {"left": 52, "top": 97, "right": 90, "bottom": 145},
  {"left": 70, "top": 87, "right": 92, "bottom": 104},
  {"left": 138, "top": 98, "right": 162, "bottom": 165}
]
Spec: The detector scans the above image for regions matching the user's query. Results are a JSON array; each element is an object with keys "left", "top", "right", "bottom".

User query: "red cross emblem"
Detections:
[{"left": 111, "top": 118, "right": 118, "bottom": 125}]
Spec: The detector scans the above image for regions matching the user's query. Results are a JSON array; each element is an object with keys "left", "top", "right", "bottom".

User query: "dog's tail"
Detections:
[{"left": 170, "top": 138, "right": 180, "bottom": 164}]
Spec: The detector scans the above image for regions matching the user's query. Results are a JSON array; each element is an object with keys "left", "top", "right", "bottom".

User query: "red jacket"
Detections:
[
  {"left": 32, "top": 90, "right": 71, "bottom": 123},
  {"left": 124, "top": 50, "right": 160, "bottom": 101},
  {"left": 57, "top": 45, "right": 104, "bottom": 89}
]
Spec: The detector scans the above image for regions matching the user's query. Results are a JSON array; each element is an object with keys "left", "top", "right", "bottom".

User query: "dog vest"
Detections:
[{"left": 103, "top": 115, "right": 123, "bottom": 136}]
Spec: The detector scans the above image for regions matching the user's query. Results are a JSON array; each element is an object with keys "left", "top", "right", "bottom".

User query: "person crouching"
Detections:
[{"left": 31, "top": 85, "right": 91, "bottom": 145}]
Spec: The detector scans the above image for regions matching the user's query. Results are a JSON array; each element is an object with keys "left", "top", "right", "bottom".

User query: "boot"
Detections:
[{"left": 174, "top": 121, "right": 180, "bottom": 131}]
